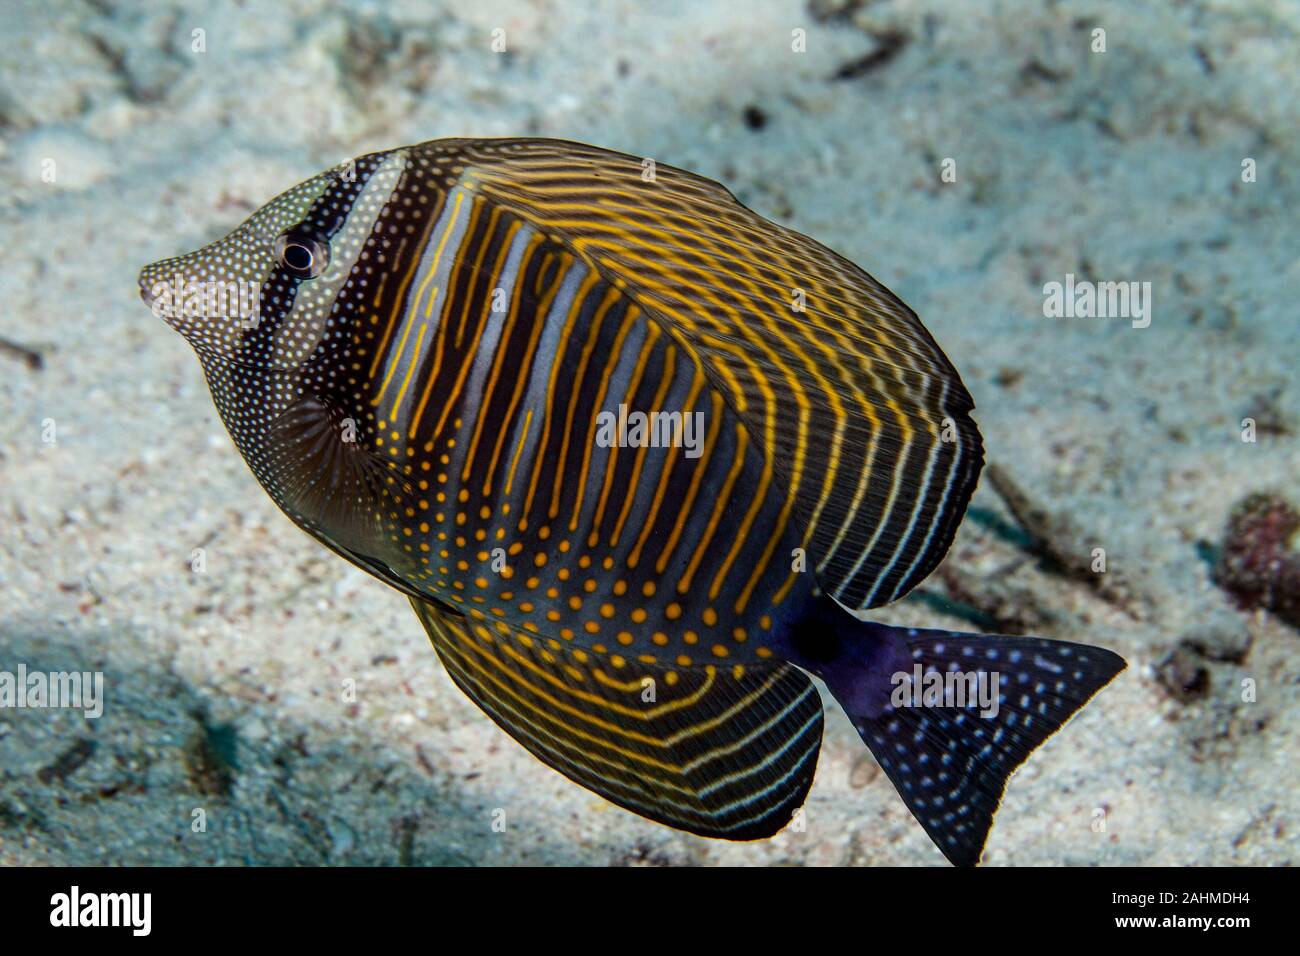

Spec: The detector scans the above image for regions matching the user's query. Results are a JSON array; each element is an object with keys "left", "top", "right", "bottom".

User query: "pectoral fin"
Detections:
[{"left": 267, "top": 393, "right": 413, "bottom": 547}]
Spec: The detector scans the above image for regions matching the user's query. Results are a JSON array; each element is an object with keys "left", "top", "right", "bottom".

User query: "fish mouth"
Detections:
[
  {"left": 137, "top": 263, "right": 163, "bottom": 313},
  {"left": 137, "top": 261, "right": 186, "bottom": 329},
  {"left": 138, "top": 272, "right": 155, "bottom": 308}
]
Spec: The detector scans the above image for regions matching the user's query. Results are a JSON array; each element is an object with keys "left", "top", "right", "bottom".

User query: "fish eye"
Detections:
[{"left": 273, "top": 230, "right": 329, "bottom": 278}]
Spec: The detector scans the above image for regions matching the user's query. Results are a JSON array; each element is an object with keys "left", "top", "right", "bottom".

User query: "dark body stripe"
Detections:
[
  {"left": 291, "top": 138, "right": 985, "bottom": 673},
  {"left": 342, "top": 177, "right": 812, "bottom": 667}
]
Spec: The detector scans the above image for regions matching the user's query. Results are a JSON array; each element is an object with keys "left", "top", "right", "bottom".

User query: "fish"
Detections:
[{"left": 139, "top": 137, "right": 1126, "bottom": 865}]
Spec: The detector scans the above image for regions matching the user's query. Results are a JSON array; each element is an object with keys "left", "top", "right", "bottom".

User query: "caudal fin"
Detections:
[{"left": 820, "top": 622, "right": 1125, "bottom": 866}]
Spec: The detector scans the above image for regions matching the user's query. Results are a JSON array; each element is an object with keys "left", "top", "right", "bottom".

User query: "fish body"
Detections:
[{"left": 140, "top": 138, "right": 1125, "bottom": 864}]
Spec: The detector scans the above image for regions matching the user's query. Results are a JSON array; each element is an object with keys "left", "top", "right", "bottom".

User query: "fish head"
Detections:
[{"left": 137, "top": 150, "right": 406, "bottom": 371}]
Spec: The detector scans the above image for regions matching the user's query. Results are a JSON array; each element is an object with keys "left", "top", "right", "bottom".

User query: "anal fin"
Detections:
[{"left": 410, "top": 598, "right": 824, "bottom": 840}]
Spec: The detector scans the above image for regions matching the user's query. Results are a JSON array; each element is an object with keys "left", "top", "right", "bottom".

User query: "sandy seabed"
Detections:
[{"left": 0, "top": 0, "right": 1297, "bottom": 866}]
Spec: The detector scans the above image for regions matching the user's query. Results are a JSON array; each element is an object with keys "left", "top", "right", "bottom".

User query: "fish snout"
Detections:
[
  {"left": 138, "top": 265, "right": 162, "bottom": 312},
  {"left": 138, "top": 262, "right": 181, "bottom": 325}
]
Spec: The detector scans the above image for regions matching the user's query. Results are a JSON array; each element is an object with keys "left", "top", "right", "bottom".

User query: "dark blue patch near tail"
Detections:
[{"left": 815, "top": 619, "right": 1126, "bottom": 866}]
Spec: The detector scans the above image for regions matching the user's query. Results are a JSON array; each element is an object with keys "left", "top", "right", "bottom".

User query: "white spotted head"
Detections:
[{"left": 138, "top": 149, "right": 405, "bottom": 372}]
